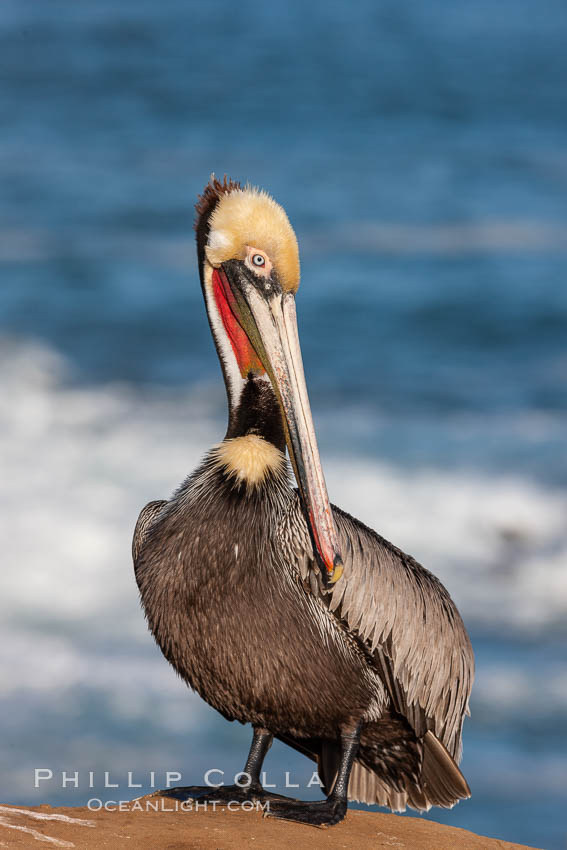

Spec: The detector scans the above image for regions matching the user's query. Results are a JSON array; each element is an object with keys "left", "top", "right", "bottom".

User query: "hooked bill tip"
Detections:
[{"left": 328, "top": 562, "right": 344, "bottom": 584}]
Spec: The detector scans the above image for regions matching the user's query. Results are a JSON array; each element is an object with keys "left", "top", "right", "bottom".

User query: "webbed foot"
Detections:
[
  {"left": 155, "top": 784, "right": 291, "bottom": 805},
  {"left": 265, "top": 795, "right": 347, "bottom": 827}
]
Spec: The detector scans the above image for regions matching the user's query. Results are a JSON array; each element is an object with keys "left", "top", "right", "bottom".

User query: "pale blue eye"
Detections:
[{"left": 252, "top": 254, "right": 265, "bottom": 267}]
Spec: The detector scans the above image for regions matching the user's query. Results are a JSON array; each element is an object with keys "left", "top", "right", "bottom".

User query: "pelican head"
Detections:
[{"left": 195, "top": 176, "right": 343, "bottom": 584}]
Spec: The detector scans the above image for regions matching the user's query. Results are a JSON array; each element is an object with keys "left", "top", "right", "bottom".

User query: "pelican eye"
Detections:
[{"left": 246, "top": 247, "right": 272, "bottom": 277}]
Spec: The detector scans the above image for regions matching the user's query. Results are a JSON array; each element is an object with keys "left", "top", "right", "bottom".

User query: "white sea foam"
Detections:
[
  {"left": 326, "top": 461, "right": 567, "bottom": 630},
  {"left": 2, "top": 338, "right": 566, "bottom": 638}
]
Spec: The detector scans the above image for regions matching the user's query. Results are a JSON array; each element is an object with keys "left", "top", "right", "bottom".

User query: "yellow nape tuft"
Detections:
[
  {"left": 205, "top": 186, "right": 300, "bottom": 292},
  {"left": 213, "top": 435, "right": 285, "bottom": 488}
]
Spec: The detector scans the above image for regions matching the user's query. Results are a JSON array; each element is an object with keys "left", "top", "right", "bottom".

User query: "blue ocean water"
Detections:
[{"left": 1, "top": 2, "right": 566, "bottom": 848}]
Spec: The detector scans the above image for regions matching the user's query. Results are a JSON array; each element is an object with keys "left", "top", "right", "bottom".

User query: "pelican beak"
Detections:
[{"left": 220, "top": 261, "right": 343, "bottom": 585}]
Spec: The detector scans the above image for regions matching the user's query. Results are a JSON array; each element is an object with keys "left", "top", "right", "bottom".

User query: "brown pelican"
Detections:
[{"left": 133, "top": 176, "right": 474, "bottom": 827}]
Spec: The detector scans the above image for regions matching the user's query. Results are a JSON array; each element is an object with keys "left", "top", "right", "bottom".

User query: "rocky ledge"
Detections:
[{"left": 0, "top": 796, "right": 541, "bottom": 849}]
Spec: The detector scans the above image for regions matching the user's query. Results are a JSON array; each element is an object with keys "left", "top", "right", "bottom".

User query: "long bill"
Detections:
[{"left": 235, "top": 281, "right": 344, "bottom": 585}]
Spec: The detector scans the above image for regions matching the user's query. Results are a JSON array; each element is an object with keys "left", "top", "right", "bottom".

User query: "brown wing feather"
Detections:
[
  {"left": 330, "top": 504, "right": 474, "bottom": 762},
  {"left": 281, "top": 495, "right": 474, "bottom": 763},
  {"left": 132, "top": 500, "right": 167, "bottom": 565}
]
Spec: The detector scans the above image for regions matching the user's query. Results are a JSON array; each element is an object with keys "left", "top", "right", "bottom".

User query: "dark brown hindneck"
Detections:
[
  {"left": 225, "top": 373, "right": 286, "bottom": 452},
  {"left": 194, "top": 178, "right": 285, "bottom": 453}
]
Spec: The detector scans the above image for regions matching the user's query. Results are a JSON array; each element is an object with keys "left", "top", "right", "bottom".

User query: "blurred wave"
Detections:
[
  {"left": 3, "top": 339, "right": 566, "bottom": 633},
  {"left": 3, "top": 220, "right": 567, "bottom": 265}
]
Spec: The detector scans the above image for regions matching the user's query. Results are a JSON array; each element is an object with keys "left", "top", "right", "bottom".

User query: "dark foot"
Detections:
[
  {"left": 265, "top": 796, "right": 348, "bottom": 828},
  {"left": 155, "top": 784, "right": 292, "bottom": 805}
]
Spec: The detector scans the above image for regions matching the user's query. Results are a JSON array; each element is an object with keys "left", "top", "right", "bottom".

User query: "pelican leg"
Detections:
[
  {"left": 158, "top": 726, "right": 288, "bottom": 804},
  {"left": 266, "top": 722, "right": 362, "bottom": 827}
]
